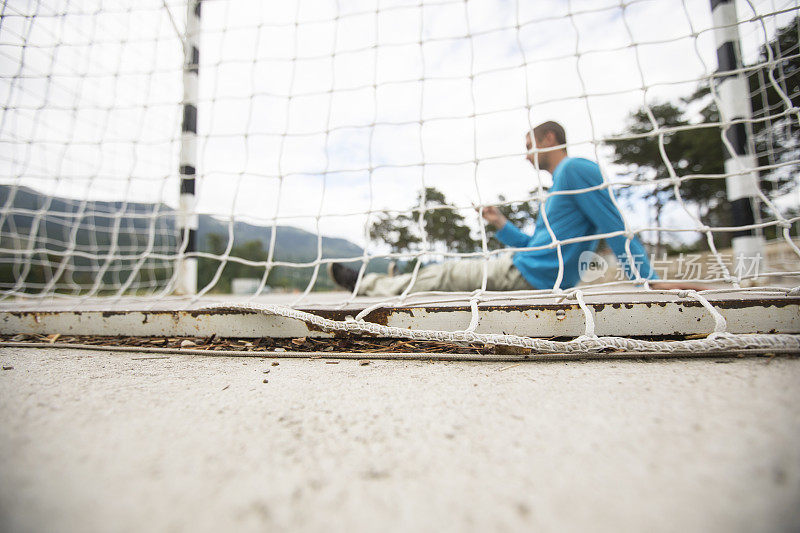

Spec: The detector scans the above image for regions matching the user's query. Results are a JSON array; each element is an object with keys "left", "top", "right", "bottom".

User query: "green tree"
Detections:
[
  {"left": 685, "top": 15, "right": 799, "bottom": 208},
  {"left": 606, "top": 16, "right": 800, "bottom": 250},
  {"left": 199, "top": 233, "right": 344, "bottom": 293},
  {"left": 369, "top": 187, "right": 479, "bottom": 255},
  {"left": 198, "top": 234, "right": 265, "bottom": 293},
  {"left": 749, "top": 15, "right": 800, "bottom": 195},
  {"left": 605, "top": 102, "right": 728, "bottom": 253},
  {"left": 744, "top": 15, "right": 799, "bottom": 236},
  {"left": 369, "top": 187, "right": 543, "bottom": 267}
]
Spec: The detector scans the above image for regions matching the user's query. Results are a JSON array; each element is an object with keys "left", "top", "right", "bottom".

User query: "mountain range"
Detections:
[{"left": 0, "top": 184, "right": 385, "bottom": 291}]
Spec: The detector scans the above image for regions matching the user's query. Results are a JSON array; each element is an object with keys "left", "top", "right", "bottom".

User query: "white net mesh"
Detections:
[{"left": 1, "top": 0, "right": 799, "bottom": 353}]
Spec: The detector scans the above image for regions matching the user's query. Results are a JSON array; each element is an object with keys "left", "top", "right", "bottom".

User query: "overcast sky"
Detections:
[{"left": 0, "top": 0, "right": 797, "bottom": 251}]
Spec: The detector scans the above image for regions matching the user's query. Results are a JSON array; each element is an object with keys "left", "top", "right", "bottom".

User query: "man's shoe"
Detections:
[{"left": 327, "top": 262, "right": 358, "bottom": 292}]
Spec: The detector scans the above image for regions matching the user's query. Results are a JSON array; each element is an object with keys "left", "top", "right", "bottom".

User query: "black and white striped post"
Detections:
[
  {"left": 176, "top": 0, "right": 201, "bottom": 295},
  {"left": 709, "top": 0, "right": 765, "bottom": 279}
]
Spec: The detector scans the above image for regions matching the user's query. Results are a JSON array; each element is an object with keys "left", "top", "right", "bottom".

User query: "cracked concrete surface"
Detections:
[{"left": 0, "top": 348, "right": 799, "bottom": 533}]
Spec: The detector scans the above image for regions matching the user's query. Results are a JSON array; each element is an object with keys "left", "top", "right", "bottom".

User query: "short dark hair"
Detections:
[{"left": 532, "top": 121, "right": 567, "bottom": 147}]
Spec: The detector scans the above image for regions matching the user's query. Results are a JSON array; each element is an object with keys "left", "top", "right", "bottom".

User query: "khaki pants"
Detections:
[{"left": 357, "top": 254, "right": 532, "bottom": 297}]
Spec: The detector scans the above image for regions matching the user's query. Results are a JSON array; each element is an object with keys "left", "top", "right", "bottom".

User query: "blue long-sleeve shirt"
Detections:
[{"left": 496, "top": 157, "right": 657, "bottom": 290}]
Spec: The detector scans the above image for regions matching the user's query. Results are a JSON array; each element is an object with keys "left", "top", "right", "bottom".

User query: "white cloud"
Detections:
[{"left": 1, "top": 0, "right": 797, "bottom": 258}]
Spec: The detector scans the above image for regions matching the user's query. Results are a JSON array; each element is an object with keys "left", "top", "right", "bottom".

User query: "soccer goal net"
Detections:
[{"left": 1, "top": 0, "right": 798, "bottom": 355}]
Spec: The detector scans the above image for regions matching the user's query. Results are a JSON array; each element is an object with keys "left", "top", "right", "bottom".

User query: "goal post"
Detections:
[
  {"left": 175, "top": 0, "right": 202, "bottom": 296},
  {"left": 709, "top": 0, "right": 766, "bottom": 279},
  {"left": 0, "top": 0, "right": 798, "bottom": 356}
]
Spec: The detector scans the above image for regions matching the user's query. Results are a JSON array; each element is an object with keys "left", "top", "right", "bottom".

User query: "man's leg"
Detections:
[{"left": 357, "top": 254, "right": 531, "bottom": 296}]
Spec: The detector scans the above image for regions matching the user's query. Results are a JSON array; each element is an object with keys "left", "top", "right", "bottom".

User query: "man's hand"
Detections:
[{"left": 480, "top": 205, "right": 508, "bottom": 229}]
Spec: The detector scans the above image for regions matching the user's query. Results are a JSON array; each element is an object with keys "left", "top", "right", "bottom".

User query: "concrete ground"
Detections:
[{"left": 0, "top": 348, "right": 799, "bottom": 533}]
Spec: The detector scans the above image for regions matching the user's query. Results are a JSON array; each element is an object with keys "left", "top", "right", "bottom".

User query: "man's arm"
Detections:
[
  {"left": 482, "top": 206, "right": 530, "bottom": 248},
  {"left": 566, "top": 162, "right": 658, "bottom": 281}
]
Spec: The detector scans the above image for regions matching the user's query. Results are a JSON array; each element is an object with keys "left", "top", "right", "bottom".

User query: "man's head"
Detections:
[{"left": 526, "top": 120, "right": 567, "bottom": 173}]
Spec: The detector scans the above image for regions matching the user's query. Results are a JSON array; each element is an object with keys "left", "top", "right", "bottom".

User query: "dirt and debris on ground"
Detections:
[{"left": 0, "top": 333, "right": 525, "bottom": 355}]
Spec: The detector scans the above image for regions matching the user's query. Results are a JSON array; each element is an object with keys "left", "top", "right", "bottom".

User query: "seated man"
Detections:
[{"left": 328, "top": 120, "right": 658, "bottom": 296}]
